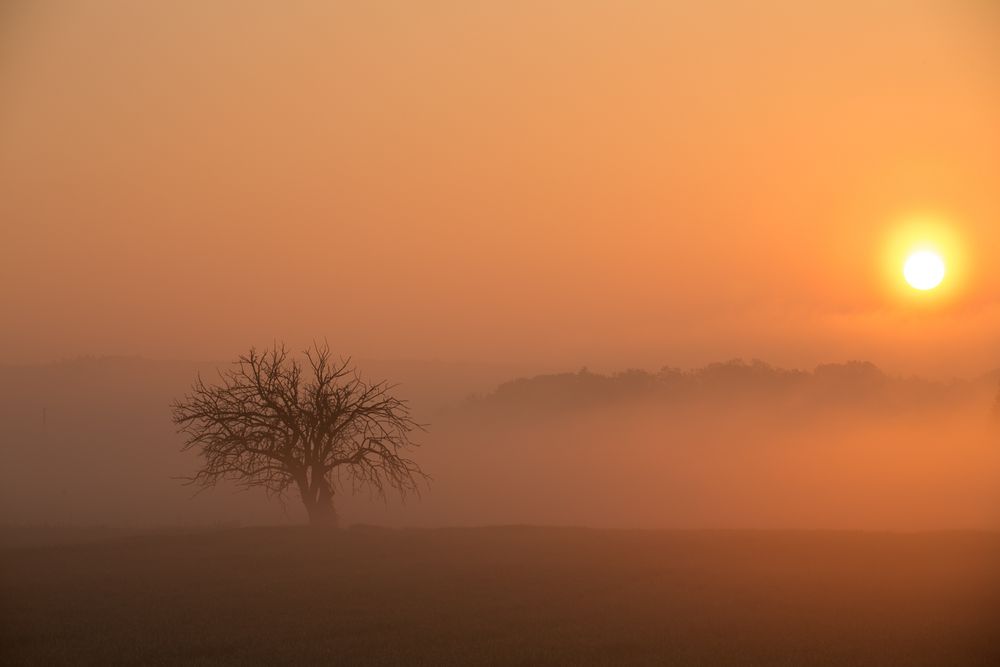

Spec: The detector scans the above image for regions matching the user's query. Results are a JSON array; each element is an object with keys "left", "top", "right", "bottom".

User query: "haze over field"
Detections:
[
  {"left": 3, "top": 2, "right": 1000, "bottom": 664},
  {"left": 2, "top": 357, "right": 997, "bottom": 531},
  {"left": 1, "top": 0, "right": 999, "bottom": 534}
]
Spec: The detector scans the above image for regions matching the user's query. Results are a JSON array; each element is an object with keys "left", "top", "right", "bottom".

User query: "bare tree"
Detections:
[{"left": 171, "top": 342, "right": 427, "bottom": 527}]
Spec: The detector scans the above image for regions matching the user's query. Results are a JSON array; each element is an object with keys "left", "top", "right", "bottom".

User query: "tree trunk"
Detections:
[{"left": 304, "top": 483, "right": 339, "bottom": 528}]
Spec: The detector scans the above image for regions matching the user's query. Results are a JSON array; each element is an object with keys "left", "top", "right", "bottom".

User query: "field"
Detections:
[{"left": 2, "top": 526, "right": 998, "bottom": 665}]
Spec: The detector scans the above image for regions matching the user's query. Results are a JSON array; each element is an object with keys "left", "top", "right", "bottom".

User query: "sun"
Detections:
[
  {"left": 884, "top": 216, "right": 963, "bottom": 298},
  {"left": 903, "top": 250, "right": 945, "bottom": 291}
]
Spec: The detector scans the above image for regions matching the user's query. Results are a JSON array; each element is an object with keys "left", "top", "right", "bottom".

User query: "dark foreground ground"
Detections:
[{"left": 2, "top": 526, "right": 998, "bottom": 665}]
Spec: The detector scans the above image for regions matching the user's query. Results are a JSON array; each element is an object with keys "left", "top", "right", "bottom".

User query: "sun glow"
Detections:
[
  {"left": 903, "top": 250, "right": 945, "bottom": 290},
  {"left": 884, "top": 216, "right": 965, "bottom": 301}
]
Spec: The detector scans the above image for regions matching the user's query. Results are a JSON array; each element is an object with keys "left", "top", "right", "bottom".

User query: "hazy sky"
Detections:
[{"left": 2, "top": 0, "right": 998, "bottom": 376}]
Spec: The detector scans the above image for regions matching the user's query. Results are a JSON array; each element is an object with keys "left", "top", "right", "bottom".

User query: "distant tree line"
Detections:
[{"left": 462, "top": 359, "right": 990, "bottom": 417}]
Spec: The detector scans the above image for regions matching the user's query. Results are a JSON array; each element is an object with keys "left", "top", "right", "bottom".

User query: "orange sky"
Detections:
[{"left": 2, "top": 0, "right": 998, "bottom": 376}]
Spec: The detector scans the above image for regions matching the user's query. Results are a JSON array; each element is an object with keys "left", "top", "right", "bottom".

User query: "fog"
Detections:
[
  {"left": 5, "top": 3, "right": 1000, "bottom": 663},
  {"left": 3, "top": 357, "right": 996, "bottom": 531},
  {"left": 2, "top": 3, "right": 997, "bottom": 531}
]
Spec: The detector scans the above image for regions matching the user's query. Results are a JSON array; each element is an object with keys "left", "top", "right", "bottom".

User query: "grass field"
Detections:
[{"left": 2, "top": 526, "right": 998, "bottom": 665}]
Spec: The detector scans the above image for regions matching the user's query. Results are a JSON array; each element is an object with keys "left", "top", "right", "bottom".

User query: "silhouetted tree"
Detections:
[{"left": 171, "top": 343, "right": 426, "bottom": 527}]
